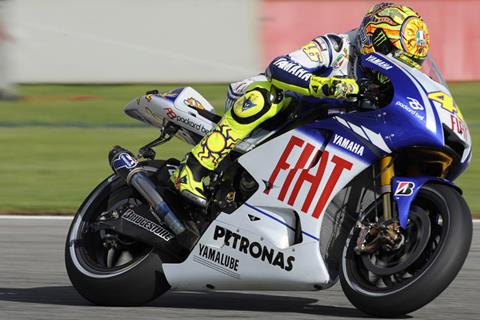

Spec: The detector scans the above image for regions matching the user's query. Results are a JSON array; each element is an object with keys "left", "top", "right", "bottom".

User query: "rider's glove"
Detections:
[{"left": 309, "top": 76, "right": 359, "bottom": 100}]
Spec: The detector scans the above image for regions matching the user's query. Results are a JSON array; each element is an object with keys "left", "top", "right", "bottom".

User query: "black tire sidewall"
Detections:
[
  {"left": 340, "top": 183, "right": 473, "bottom": 317},
  {"left": 65, "top": 166, "right": 171, "bottom": 306},
  {"left": 65, "top": 244, "right": 168, "bottom": 306}
]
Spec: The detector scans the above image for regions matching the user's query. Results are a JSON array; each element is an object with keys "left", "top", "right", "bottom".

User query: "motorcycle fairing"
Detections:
[
  {"left": 392, "top": 176, "right": 461, "bottom": 228},
  {"left": 162, "top": 53, "right": 471, "bottom": 291},
  {"left": 124, "top": 87, "right": 217, "bottom": 144},
  {"left": 162, "top": 212, "right": 331, "bottom": 290},
  {"left": 163, "top": 128, "right": 372, "bottom": 290},
  {"left": 362, "top": 54, "right": 471, "bottom": 167}
]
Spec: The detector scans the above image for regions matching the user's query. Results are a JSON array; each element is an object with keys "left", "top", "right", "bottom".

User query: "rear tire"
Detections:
[
  {"left": 65, "top": 162, "right": 172, "bottom": 306},
  {"left": 340, "top": 183, "right": 472, "bottom": 317}
]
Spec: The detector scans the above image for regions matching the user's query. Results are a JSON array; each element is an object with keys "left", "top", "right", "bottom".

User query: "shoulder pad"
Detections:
[{"left": 326, "top": 34, "right": 344, "bottom": 52}]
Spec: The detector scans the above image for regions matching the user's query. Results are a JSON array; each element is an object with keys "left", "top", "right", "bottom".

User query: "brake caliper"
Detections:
[{"left": 354, "top": 220, "right": 404, "bottom": 254}]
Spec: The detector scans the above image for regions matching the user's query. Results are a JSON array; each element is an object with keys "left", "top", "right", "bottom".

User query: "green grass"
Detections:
[
  {"left": 0, "top": 84, "right": 227, "bottom": 126},
  {"left": 0, "top": 84, "right": 226, "bottom": 213},
  {"left": 446, "top": 83, "right": 480, "bottom": 215},
  {"left": 0, "top": 83, "right": 478, "bottom": 215}
]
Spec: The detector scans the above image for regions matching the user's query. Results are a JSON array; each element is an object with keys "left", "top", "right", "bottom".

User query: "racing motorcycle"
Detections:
[{"left": 65, "top": 52, "right": 472, "bottom": 317}]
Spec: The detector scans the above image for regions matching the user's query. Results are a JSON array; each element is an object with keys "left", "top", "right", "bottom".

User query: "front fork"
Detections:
[
  {"left": 354, "top": 155, "right": 402, "bottom": 254},
  {"left": 380, "top": 155, "right": 395, "bottom": 221}
]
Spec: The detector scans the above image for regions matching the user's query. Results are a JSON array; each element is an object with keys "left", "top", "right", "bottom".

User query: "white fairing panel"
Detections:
[
  {"left": 163, "top": 129, "right": 369, "bottom": 290},
  {"left": 239, "top": 130, "right": 369, "bottom": 245},
  {"left": 163, "top": 212, "right": 329, "bottom": 290},
  {"left": 124, "top": 87, "right": 217, "bottom": 142}
]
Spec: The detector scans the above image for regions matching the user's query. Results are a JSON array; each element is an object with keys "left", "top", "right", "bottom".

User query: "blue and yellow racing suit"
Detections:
[
  {"left": 226, "top": 31, "right": 359, "bottom": 110},
  {"left": 172, "top": 31, "right": 362, "bottom": 206}
]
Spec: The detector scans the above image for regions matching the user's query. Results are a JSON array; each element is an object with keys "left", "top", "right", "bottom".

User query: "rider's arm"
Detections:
[
  {"left": 266, "top": 35, "right": 357, "bottom": 99},
  {"left": 266, "top": 36, "right": 333, "bottom": 96}
]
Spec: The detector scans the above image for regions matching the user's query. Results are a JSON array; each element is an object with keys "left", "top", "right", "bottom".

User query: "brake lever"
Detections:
[
  {"left": 356, "top": 79, "right": 382, "bottom": 110},
  {"left": 358, "top": 95, "right": 377, "bottom": 111}
]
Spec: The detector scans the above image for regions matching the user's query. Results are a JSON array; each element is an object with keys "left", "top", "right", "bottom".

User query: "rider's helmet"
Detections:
[{"left": 357, "top": 2, "right": 430, "bottom": 69}]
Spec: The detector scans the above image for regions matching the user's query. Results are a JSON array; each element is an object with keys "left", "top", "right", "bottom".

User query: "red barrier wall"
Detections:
[{"left": 261, "top": 0, "right": 480, "bottom": 81}]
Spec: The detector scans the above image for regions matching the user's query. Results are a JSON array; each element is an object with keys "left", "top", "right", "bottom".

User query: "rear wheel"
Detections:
[
  {"left": 340, "top": 183, "right": 472, "bottom": 317},
  {"left": 65, "top": 163, "right": 171, "bottom": 306}
]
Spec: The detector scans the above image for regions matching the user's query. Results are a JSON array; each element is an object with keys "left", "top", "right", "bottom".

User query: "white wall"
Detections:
[{"left": 11, "top": 0, "right": 261, "bottom": 83}]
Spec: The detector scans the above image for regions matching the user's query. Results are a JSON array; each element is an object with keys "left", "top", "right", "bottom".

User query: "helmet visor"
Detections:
[{"left": 393, "top": 49, "right": 426, "bottom": 69}]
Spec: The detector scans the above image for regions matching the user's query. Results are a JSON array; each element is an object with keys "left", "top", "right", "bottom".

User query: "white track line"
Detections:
[
  {"left": 0, "top": 215, "right": 73, "bottom": 220},
  {"left": 0, "top": 215, "right": 479, "bottom": 223}
]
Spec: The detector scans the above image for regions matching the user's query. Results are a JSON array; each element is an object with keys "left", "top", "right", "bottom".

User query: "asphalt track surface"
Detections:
[{"left": 0, "top": 217, "right": 478, "bottom": 320}]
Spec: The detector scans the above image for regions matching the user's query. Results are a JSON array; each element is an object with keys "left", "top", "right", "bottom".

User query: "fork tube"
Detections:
[{"left": 380, "top": 155, "right": 394, "bottom": 221}]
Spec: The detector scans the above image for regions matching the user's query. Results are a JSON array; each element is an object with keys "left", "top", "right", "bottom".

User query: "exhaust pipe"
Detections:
[{"left": 108, "top": 146, "right": 186, "bottom": 235}]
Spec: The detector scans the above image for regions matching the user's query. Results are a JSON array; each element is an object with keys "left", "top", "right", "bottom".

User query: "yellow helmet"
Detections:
[{"left": 357, "top": 2, "right": 430, "bottom": 69}]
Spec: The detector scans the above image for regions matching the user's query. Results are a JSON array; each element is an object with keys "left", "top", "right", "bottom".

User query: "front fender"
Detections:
[{"left": 392, "top": 176, "right": 461, "bottom": 229}]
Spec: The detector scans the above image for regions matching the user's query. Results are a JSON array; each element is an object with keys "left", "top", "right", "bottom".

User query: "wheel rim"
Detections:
[
  {"left": 343, "top": 188, "right": 449, "bottom": 294},
  {"left": 69, "top": 178, "right": 154, "bottom": 278}
]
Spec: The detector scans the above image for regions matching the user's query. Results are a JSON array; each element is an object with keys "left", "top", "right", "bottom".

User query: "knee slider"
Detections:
[{"left": 231, "top": 88, "right": 272, "bottom": 125}]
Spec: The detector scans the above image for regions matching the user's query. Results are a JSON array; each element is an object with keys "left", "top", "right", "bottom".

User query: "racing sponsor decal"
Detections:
[
  {"left": 165, "top": 107, "right": 177, "bottom": 120},
  {"left": 264, "top": 136, "right": 353, "bottom": 219},
  {"left": 241, "top": 96, "right": 256, "bottom": 111},
  {"left": 428, "top": 91, "right": 464, "bottom": 121},
  {"left": 406, "top": 97, "right": 424, "bottom": 110},
  {"left": 144, "top": 107, "right": 164, "bottom": 122},
  {"left": 193, "top": 243, "right": 240, "bottom": 279},
  {"left": 395, "top": 100, "right": 425, "bottom": 121},
  {"left": 333, "top": 53, "right": 345, "bottom": 69},
  {"left": 272, "top": 57, "right": 313, "bottom": 81},
  {"left": 145, "top": 94, "right": 153, "bottom": 102},
  {"left": 450, "top": 114, "right": 467, "bottom": 138},
  {"left": 160, "top": 91, "right": 180, "bottom": 99},
  {"left": 122, "top": 209, "right": 175, "bottom": 242},
  {"left": 332, "top": 134, "right": 364, "bottom": 156},
  {"left": 365, "top": 55, "right": 393, "bottom": 70},
  {"left": 213, "top": 226, "right": 295, "bottom": 271},
  {"left": 184, "top": 97, "right": 205, "bottom": 110},
  {"left": 175, "top": 115, "right": 210, "bottom": 134},
  {"left": 333, "top": 48, "right": 349, "bottom": 69},
  {"left": 302, "top": 41, "right": 323, "bottom": 63},
  {"left": 394, "top": 181, "right": 415, "bottom": 196},
  {"left": 334, "top": 117, "right": 392, "bottom": 153},
  {"left": 112, "top": 152, "right": 138, "bottom": 170}
]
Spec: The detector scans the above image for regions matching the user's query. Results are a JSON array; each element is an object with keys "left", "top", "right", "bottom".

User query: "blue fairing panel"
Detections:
[
  {"left": 392, "top": 176, "right": 461, "bottom": 228},
  {"left": 360, "top": 54, "right": 445, "bottom": 151}
]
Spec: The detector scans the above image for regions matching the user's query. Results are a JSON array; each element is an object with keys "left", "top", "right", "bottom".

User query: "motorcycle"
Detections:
[{"left": 65, "top": 52, "right": 472, "bottom": 316}]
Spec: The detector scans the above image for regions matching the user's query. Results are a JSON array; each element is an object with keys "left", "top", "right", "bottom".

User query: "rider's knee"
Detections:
[{"left": 230, "top": 88, "right": 275, "bottom": 125}]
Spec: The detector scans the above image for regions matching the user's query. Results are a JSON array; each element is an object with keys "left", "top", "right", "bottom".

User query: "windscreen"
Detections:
[{"left": 421, "top": 55, "right": 447, "bottom": 87}]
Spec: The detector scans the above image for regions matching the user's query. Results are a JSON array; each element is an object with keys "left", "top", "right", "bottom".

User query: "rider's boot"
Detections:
[
  {"left": 170, "top": 118, "right": 241, "bottom": 207},
  {"left": 171, "top": 83, "right": 287, "bottom": 206},
  {"left": 170, "top": 153, "right": 210, "bottom": 207}
]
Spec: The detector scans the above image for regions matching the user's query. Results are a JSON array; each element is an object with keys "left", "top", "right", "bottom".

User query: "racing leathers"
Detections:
[{"left": 171, "top": 30, "right": 361, "bottom": 207}]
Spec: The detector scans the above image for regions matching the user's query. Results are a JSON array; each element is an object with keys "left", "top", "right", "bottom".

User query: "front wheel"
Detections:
[{"left": 340, "top": 183, "right": 472, "bottom": 317}]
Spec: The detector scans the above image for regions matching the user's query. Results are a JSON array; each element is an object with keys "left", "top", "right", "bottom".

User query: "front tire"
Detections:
[{"left": 340, "top": 183, "right": 472, "bottom": 317}]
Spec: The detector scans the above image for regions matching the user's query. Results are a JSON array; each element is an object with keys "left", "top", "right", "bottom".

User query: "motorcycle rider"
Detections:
[{"left": 171, "top": 2, "right": 430, "bottom": 207}]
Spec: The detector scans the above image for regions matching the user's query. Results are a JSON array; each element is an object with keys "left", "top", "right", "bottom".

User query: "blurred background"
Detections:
[{"left": 0, "top": 0, "right": 478, "bottom": 215}]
